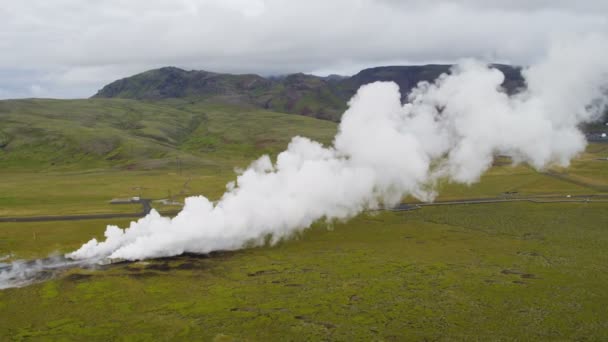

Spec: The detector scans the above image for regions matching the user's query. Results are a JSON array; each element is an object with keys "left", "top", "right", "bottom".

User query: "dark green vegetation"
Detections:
[
  {"left": 93, "top": 64, "right": 524, "bottom": 121},
  {"left": 1, "top": 98, "right": 607, "bottom": 340}
]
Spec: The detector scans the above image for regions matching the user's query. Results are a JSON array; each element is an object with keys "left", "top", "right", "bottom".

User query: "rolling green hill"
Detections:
[{"left": 0, "top": 98, "right": 337, "bottom": 171}]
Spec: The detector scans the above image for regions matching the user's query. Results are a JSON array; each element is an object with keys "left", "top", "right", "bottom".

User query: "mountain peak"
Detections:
[{"left": 94, "top": 64, "right": 524, "bottom": 121}]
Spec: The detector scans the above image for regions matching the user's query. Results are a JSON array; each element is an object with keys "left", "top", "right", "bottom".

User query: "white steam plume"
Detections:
[{"left": 68, "top": 35, "right": 608, "bottom": 262}]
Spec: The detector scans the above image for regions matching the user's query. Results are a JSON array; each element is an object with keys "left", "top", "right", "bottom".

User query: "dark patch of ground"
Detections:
[
  {"left": 123, "top": 266, "right": 142, "bottom": 272},
  {"left": 66, "top": 273, "right": 93, "bottom": 282},
  {"left": 501, "top": 269, "right": 523, "bottom": 275},
  {"left": 247, "top": 269, "right": 280, "bottom": 277},
  {"left": 128, "top": 272, "right": 159, "bottom": 279},
  {"left": 145, "top": 263, "right": 171, "bottom": 272}
]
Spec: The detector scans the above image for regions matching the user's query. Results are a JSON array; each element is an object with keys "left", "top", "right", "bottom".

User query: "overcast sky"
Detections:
[{"left": 1, "top": 0, "right": 607, "bottom": 99}]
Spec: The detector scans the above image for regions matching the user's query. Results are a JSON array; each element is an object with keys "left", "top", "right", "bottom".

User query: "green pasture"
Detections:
[
  {"left": 1, "top": 98, "right": 607, "bottom": 340},
  {"left": 1, "top": 203, "right": 607, "bottom": 340}
]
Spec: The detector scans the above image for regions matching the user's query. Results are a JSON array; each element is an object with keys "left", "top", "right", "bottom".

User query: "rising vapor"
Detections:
[{"left": 64, "top": 35, "right": 608, "bottom": 262}]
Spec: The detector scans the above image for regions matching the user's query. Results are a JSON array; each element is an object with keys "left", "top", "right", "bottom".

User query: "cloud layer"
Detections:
[{"left": 1, "top": 0, "right": 607, "bottom": 98}]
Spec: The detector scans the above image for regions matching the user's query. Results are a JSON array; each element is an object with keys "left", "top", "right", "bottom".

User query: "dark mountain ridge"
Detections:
[{"left": 94, "top": 64, "right": 524, "bottom": 121}]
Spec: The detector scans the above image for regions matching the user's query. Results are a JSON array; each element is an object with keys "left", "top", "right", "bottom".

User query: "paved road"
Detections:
[
  {"left": 0, "top": 199, "right": 172, "bottom": 223},
  {"left": 140, "top": 199, "right": 152, "bottom": 215},
  {"left": 0, "top": 212, "right": 146, "bottom": 223},
  {"left": 1, "top": 194, "right": 606, "bottom": 223},
  {"left": 403, "top": 194, "right": 608, "bottom": 209}
]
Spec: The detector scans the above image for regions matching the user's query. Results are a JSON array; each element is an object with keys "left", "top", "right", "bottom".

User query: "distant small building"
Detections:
[{"left": 109, "top": 197, "right": 141, "bottom": 204}]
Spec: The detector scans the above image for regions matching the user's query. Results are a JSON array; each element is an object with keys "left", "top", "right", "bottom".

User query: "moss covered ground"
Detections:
[
  {"left": 1, "top": 202, "right": 607, "bottom": 340},
  {"left": 1, "top": 98, "right": 607, "bottom": 340}
]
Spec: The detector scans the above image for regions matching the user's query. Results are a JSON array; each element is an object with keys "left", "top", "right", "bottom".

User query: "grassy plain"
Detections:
[
  {"left": 1, "top": 98, "right": 607, "bottom": 340},
  {"left": 1, "top": 203, "right": 608, "bottom": 340}
]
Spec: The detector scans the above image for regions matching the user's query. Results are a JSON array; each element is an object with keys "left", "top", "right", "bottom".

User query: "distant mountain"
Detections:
[{"left": 93, "top": 64, "right": 524, "bottom": 121}]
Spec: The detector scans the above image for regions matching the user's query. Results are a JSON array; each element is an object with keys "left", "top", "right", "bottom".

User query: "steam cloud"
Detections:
[
  {"left": 63, "top": 35, "right": 608, "bottom": 262},
  {"left": 0, "top": 256, "right": 91, "bottom": 290}
]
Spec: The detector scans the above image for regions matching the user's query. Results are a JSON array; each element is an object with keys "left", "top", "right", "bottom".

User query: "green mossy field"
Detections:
[
  {"left": 1, "top": 98, "right": 607, "bottom": 340},
  {"left": 1, "top": 203, "right": 608, "bottom": 340}
]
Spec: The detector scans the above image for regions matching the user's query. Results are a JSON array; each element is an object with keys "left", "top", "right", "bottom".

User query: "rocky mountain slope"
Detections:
[{"left": 93, "top": 64, "right": 524, "bottom": 121}]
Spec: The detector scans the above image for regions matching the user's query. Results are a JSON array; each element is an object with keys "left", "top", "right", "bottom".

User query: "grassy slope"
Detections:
[
  {"left": 0, "top": 98, "right": 336, "bottom": 171},
  {"left": 0, "top": 98, "right": 336, "bottom": 216},
  {"left": 1, "top": 99, "right": 608, "bottom": 340},
  {"left": 0, "top": 98, "right": 198, "bottom": 170}
]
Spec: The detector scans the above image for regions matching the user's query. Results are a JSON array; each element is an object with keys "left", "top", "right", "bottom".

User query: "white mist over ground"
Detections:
[
  {"left": 65, "top": 35, "right": 608, "bottom": 262},
  {"left": 0, "top": 255, "right": 94, "bottom": 290}
]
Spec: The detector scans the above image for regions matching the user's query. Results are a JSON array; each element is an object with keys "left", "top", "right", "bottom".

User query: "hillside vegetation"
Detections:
[{"left": 0, "top": 98, "right": 336, "bottom": 171}]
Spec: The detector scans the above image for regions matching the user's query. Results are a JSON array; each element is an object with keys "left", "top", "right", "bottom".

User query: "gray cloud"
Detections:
[{"left": 1, "top": 0, "right": 606, "bottom": 99}]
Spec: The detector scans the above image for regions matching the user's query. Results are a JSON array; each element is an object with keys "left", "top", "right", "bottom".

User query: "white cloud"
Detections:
[
  {"left": 28, "top": 84, "right": 45, "bottom": 97},
  {"left": 0, "top": 0, "right": 606, "bottom": 98}
]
